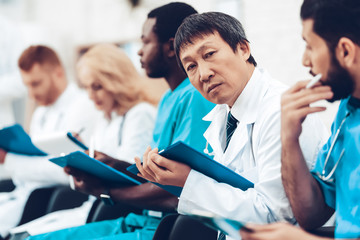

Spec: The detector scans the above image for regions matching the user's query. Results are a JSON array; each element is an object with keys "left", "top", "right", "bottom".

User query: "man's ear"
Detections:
[
  {"left": 52, "top": 66, "right": 64, "bottom": 79},
  {"left": 163, "top": 38, "right": 176, "bottom": 58},
  {"left": 237, "top": 42, "right": 251, "bottom": 61},
  {"left": 336, "top": 37, "right": 356, "bottom": 68}
]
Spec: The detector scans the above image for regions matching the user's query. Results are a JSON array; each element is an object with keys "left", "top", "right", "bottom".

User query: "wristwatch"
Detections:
[{"left": 100, "top": 189, "right": 114, "bottom": 206}]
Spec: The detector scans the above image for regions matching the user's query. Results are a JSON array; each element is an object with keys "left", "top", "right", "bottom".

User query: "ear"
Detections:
[
  {"left": 163, "top": 38, "right": 176, "bottom": 58},
  {"left": 237, "top": 41, "right": 251, "bottom": 62},
  {"left": 335, "top": 37, "right": 356, "bottom": 68},
  {"left": 54, "top": 66, "right": 64, "bottom": 78}
]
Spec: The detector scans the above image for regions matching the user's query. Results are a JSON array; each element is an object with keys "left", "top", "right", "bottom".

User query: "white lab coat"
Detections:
[
  {"left": 9, "top": 102, "right": 157, "bottom": 236},
  {"left": 0, "top": 83, "right": 101, "bottom": 238},
  {"left": 0, "top": 16, "right": 26, "bottom": 130},
  {"left": 178, "top": 68, "right": 328, "bottom": 238},
  {"left": 93, "top": 102, "right": 157, "bottom": 163},
  {"left": 0, "top": 17, "right": 27, "bottom": 180}
]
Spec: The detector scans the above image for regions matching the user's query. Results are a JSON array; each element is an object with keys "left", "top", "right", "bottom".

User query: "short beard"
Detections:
[
  {"left": 147, "top": 47, "right": 169, "bottom": 79},
  {"left": 323, "top": 54, "right": 355, "bottom": 102},
  {"left": 148, "top": 65, "right": 168, "bottom": 79}
]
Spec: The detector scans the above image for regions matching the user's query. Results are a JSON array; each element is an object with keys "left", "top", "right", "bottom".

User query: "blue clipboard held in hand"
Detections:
[
  {"left": 126, "top": 141, "right": 254, "bottom": 197},
  {"left": 50, "top": 151, "right": 145, "bottom": 186},
  {"left": 66, "top": 132, "right": 88, "bottom": 150},
  {"left": 0, "top": 124, "right": 47, "bottom": 156}
]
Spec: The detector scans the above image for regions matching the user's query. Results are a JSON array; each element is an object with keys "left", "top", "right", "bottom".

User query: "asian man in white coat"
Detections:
[
  {"left": 0, "top": 45, "right": 100, "bottom": 239},
  {"left": 136, "top": 12, "right": 329, "bottom": 240}
]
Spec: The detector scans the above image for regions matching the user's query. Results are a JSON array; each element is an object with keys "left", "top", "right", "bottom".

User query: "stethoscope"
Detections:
[{"left": 315, "top": 111, "right": 350, "bottom": 183}]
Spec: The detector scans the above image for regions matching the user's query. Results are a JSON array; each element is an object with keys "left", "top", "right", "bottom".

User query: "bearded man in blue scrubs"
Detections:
[{"left": 241, "top": 0, "right": 360, "bottom": 239}]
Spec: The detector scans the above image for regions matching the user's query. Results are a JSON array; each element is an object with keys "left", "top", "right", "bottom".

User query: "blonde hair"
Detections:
[{"left": 77, "top": 44, "right": 149, "bottom": 115}]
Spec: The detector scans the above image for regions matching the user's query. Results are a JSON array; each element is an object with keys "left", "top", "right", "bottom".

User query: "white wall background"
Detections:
[
  {"left": 0, "top": 0, "right": 338, "bottom": 129},
  {"left": 241, "top": 0, "right": 338, "bottom": 129}
]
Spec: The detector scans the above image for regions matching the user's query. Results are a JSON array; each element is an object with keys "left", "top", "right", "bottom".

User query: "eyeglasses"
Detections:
[{"left": 315, "top": 112, "right": 350, "bottom": 183}]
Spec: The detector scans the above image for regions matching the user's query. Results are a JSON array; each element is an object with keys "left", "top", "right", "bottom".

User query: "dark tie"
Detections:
[
  {"left": 218, "top": 232, "right": 226, "bottom": 240},
  {"left": 219, "top": 112, "right": 238, "bottom": 240},
  {"left": 224, "top": 111, "right": 238, "bottom": 152}
]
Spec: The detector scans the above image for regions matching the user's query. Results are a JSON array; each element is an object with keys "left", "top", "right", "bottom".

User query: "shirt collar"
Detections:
[
  {"left": 230, "top": 68, "right": 265, "bottom": 124},
  {"left": 203, "top": 68, "right": 266, "bottom": 124},
  {"left": 51, "top": 83, "right": 76, "bottom": 109}
]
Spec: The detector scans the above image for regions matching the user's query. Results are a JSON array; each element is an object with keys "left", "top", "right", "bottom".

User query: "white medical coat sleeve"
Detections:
[
  {"left": 4, "top": 153, "right": 68, "bottom": 185},
  {"left": 178, "top": 109, "right": 292, "bottom": 223},
  {"left": 112, "top": 103, "right": 156, "bottom": 163},
  {"left": 0, "top": 166, "right": 11, "bottom": 180}
]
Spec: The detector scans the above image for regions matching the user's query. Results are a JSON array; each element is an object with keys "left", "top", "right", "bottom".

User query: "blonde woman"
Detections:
[
  {"left": 13, "top": 44, "right": 157, "bottom": 236},
  {"left": 77, "top": 44, "right": 156, "bottom": 162}
]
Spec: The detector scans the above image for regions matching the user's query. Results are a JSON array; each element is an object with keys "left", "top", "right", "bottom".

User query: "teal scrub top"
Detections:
[
  {"left": 151, "top": 78, "right": 215, "bottom": 152},
  {"left": 311, "top": 96, "right": 360, "bottom": 238}
]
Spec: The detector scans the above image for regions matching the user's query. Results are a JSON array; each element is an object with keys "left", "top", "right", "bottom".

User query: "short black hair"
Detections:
[
  {"left": 174, "top": 12, "right": 257, "bottom": 67},
  {"left": 301, "top": 0, "right": 360, "bottom": 52},
  {"left": 148, "top": 2, "right": 197, "bottom": 43}
]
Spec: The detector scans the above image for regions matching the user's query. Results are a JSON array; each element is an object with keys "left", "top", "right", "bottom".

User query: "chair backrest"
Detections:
[
  {"left": 18, "top": 187, "right": 57, "bottom": 226},
  {"left": 152, "top": 214, "right": 218, "bottom": 240},
  {"left": 45, "top": 186, "right": 89, "bottom": 213},
  {"left": 152, "top": 214, "right": 179, "bottom": 240},
  {"left": 0, "top": 179, "right": 15, "bottom": 192},
  {"left": 86, "top": 199, "right": 143, "bottom": 223},
  {"left": 18, "top": 185, "right": 89, "bottom": 226}
]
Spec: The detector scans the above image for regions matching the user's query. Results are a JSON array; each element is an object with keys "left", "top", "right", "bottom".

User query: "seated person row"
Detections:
[
  {"left": 0, "top": 45, "right": 100, "bottom": 239},
  {"left": 9, "top": 43, "right": 157, "bottom": 237},
  {"left": 137, "top": 10, "right": 328, "bottom": 239},
  {"left": 26, "top": 3, "right": 215, "bottom": 240},
  {"left": 241, "top": 0, "right": 360, "bottom": 239},
  {"left": 34, "top": 7, "right": 328, "bottom": 240}
]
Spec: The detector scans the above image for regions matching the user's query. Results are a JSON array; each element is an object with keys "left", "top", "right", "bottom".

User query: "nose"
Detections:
[
  {"left": 137, "top": 48, "right": 143, "bottom": 57},
  {"left": 302, "top": 50, "right": 311, "bottom": 67},
  {"left": 87, "top": 89, "right": 96, "bottom": 101},
  {"left": 199, "top": 62, "right": 214, "bottom": 82}
]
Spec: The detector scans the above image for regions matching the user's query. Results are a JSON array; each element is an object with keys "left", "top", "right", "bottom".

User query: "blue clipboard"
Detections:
[
  {"left": 66, "top": 132, "right": 88, "bottom": 150},
  {"left": 0, "top": 124, "right": 47, "bottom": 156},
  {"left": 50, "top": 151, "right": 143, "bottom": 186},
  {"left": 127, "top": 164, "right": 182, "bottom": 196},
  {"left": 126, "top": 141, "right": 254, "bottom": 197}
]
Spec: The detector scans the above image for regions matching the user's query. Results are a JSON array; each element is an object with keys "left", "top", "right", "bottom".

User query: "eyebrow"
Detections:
[{"left": 181, "top": 41, "right": 215, "bottom": 63}]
